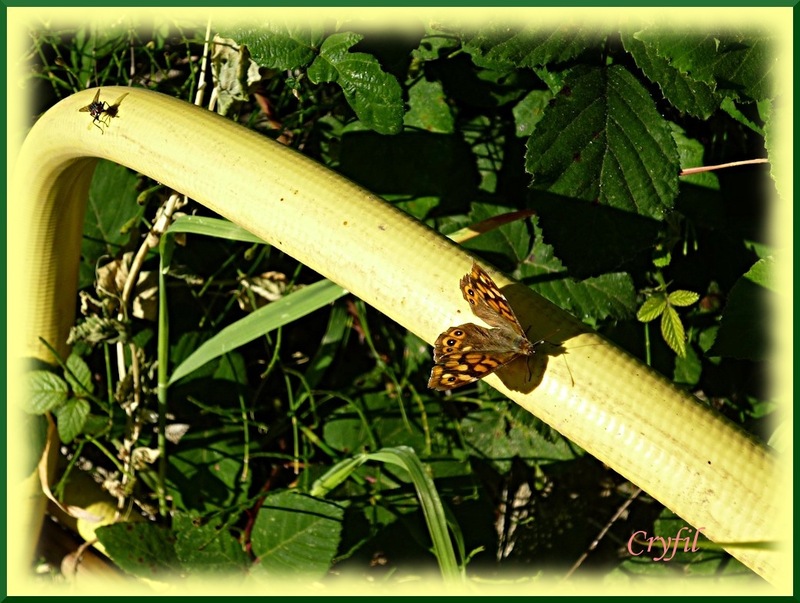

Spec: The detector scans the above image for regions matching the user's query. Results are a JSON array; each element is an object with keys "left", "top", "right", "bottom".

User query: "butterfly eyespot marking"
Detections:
[{"left": 429, "top": 262, "right": 545, "bottom": 391}]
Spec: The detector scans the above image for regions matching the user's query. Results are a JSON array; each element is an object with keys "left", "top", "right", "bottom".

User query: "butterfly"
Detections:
[{"left": 428, "top": 262, "right": 542, "bottom": 391}]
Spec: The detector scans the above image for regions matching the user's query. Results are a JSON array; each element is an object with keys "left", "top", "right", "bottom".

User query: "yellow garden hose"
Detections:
[{"left": 13, "top": 87, "right": 784, "bottom": 586}]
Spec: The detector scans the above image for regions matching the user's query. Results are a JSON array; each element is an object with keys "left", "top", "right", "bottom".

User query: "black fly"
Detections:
[
  {"left": 79, "top": 89, "right": 129, "bottom": 133},
  {"left": 79, "top": 89, "right": 109, "bottom": 132}
]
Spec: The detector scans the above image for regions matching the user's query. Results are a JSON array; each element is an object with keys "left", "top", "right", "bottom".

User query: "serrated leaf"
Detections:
[
  {"left": 526, "top": 66, "right": 679, "bottom": 220},
  {"left": 622, "top": 30, "right": 721, "bottom": 119},
  {"left": 65, "top": 353, "right": 94, "bottom": 396},
  {"left": 307, "top": 32, "right": 403, "bottom": 135},
  {"left": 250, "top": 491, "right": 344, "bottom": 580},
  {"left": 173, "top": 512, "right": 250, "bottom": 573},
  {"left": 763, "top": 98, "right": 785, "bottom": 203},
  {"left": 461, "top": 24, "right": 604, "bottom": 68},
  {"left": 227, "top": 24, "right": 324, "bottom": 70},
  {"left": 633, "top": 29, "right": 775, "bottom": 102},
  {"left": 668, "top": 289, "right": 700, "bottom": 307},
  {"left": 720, "top": 97, "right": 765, "bottom": 136},
  {"left": 95, "top": 523, "right": 181, "bottom": 579},
  {"left": 533, "top": 272, "right": 638, "bottom": 323},
  {"left": 521, "top": 222, "right": 638, "bottom": 321},
  {"left": 25, "top": 371, "right": 69, "bottom": 414},
  {"left": 532, "top": 65, "right": 569, "bottom": 94},
  {"left": 660, "top": 304, "right": 686, "bottom": 357},
  {"left": 570, "top": 273, "right": 638, "bottom": 320},
  {"left": 637, "top": 295, "right": 667, "bottom": 322},
  {"left": 462, "top": 407, "right": 577, "bottom": 474},
  {"left": 54, "top": 398, "right": 90, "bottom": 444}
]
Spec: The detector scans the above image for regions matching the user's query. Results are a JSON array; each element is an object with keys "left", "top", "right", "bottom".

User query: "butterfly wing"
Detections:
[
  {"left": 428, "top": 350, "right": 521, "bottom": 391},
  {"left": 432, "top": 323, "right": 488, "bottom": 361},
  {"left": 429, "top": 323, "right": 526, "bottom": 390},
  {"left": 79, "top": 89, "right": 101, "bottom": 114},
  {"left": 460, "top": 263, "right": 526, "bottom": 336}
]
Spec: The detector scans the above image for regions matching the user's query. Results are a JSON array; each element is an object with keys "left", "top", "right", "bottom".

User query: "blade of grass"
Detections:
[
  {"left": 168, "top": 214, "right": 268, "bottom": 244},
  {"left": 168, "top": 278, "right": 346, "bottom": 384},
  {"left": 310, "top": 445, "right": 464, "bottom": 584}
]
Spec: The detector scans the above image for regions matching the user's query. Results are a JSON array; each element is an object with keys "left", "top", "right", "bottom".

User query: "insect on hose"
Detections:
[
  {"left": 78, "top": 89, "right": 130, "bottom": 133},
  {"left": 429, "top": 262, "right": 545, "bottom": 391}
]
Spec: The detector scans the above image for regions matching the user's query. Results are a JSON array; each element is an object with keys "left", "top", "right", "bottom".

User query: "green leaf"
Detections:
[
  {"left": 165, "top": 428, "right": 252, "bottom": 513},
  {"left": 250, "top": 491, "right": 345, "bottom": 580},
  {"left": 512, "top": 90, "right": 552, "bottom": 138},
  {"left": 173, "top": 512, "right": 250, "bottom": 573},
  {"left": 633, "top": 29, "right": 776, "bottom": 102},
  {"left": 660, "top": 304, "right": 686, "bottom": 357},
  {"left": 563, "top": 273, "right": 639, "bottom": 322},
  {"left": 307, "top": 32, "right": 404, "bottom": 135},
  {"left": 668, "top": 289, "right": 700, "bottom": 307},
  {"left": 673, "top": 341, "right": 702, "bottom": 386},
  {"left": 744, "top": 256, "right": 776, "bottom": 292},
  {"left": 65, "top": 353, "right": 93, "bottom": 396},
  {"left": 80, "top": 160, "right": 144, "bottom": 289},
  {"left": 637, "top": 295, "right": 667, "bottom": 322},
  {"left": 302, "top": 302, "right": 350, "bottom": 390},
  {"left": 461, "top": 24, "right": 604, "bottom": 68},
  {"left": 53, "top": 398, "right": 90, "bottom": 444},
  {"left": 528, "top": 258, "right": 638, "bottom": 323},
  {"left": 404, "top": 78, "right": 454, "bottom": 133},
  {"left": 720, "top": 97, "right": 765, "bottom": 136},
  {"left": 464, "top": 203, "right": 532, "bottom": 265},
  {"left": 709, "top": 267, "right": 772, "bottom": 361},
  {"left": 526, "top": 65, "right": 680, "bottom": 220},
  {"left": 169, "top": 278, "right": 346, "bottom": 384},
  {"left": 622, "top": 30, "right": 721, "bottom": 119},
  {"left": 229, "top": 24, "right": 324, "bottom": 71},
  {"left": 670, "top": 123, "right": 720, "bottom": 190},
  {"left": 25, "top": 371, "right": 69, "bottom": 414},
  {"left": 462, "top": 406, "right": 578, "bottom": 474},
  {"left": 95, "top": 523, "right": 181, "bottom": 579}
]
